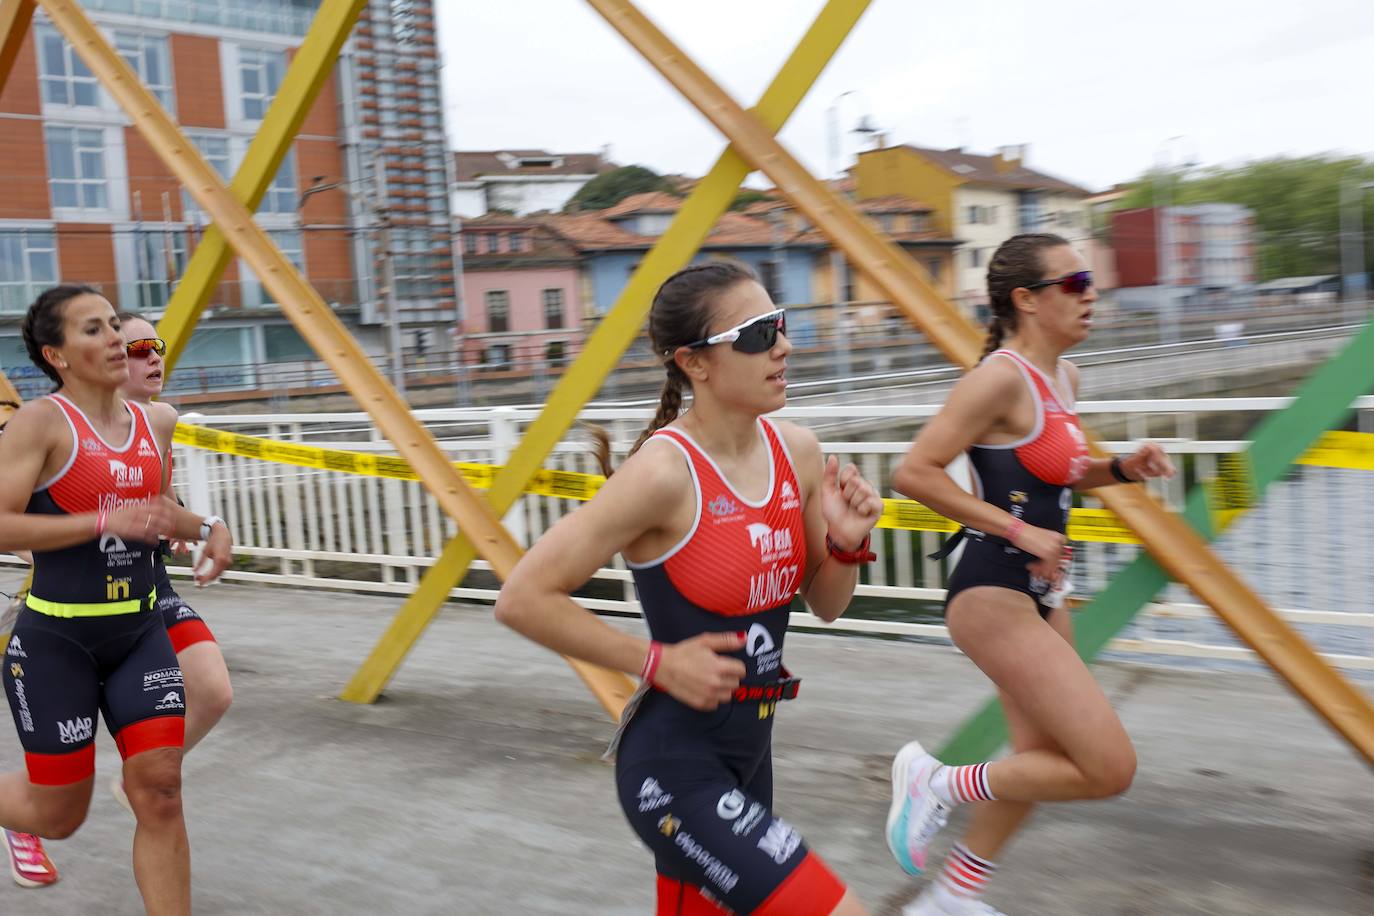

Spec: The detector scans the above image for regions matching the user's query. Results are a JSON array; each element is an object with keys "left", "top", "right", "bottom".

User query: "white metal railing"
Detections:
[{"left": 159, "top": 397, "right": 1374, "bottom": 673}]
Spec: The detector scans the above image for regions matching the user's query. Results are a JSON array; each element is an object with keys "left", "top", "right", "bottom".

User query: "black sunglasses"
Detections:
[
  {"left": 1024, "top": 270, "right": 1093, "bottom": 296},
  {"left": 683, "top": 309, "right": 786, "bottom": 354}
]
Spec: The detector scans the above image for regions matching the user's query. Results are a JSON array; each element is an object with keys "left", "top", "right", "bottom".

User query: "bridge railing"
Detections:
[{"left": 153, "top": 396, "right": 1374, "bottom": 672}]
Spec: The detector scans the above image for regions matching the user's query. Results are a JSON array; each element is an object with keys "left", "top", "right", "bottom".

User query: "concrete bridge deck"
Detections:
[{"left": 0, "top": 573, "right": 1368, "bottom": 915}]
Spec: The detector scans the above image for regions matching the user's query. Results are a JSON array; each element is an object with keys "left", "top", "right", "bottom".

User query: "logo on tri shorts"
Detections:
[
  {"left": 175, "top": 606, "right": 195, "bottom": 621},
  {"left": 154, "top": 691, "right": 185, "bottom": 711},
  {"left": 716, "top": 789, "right": 768, "bottom": 837},
  {"left": 756, "top": 818, "right": 801, "bottom": 865},
  {"left": 13, "top": 679, "right": 33, "bottom": 732},
  {"left": 7, "top": 636, "right": 26, "bottom": 658},
  {"left": 9, "top": 663, "right": 22, "bottom": 678},
  {"left": 100, "top": 532, "right": 139, "bottom": 569},
  {"left": 57, "top": 716, "right": 93, "bottom": 745},
  {"left": 638, "top": 777, "right": 673, "bottom": 813},
  {"left": 744, "top": 623, "right": 782, "bottom": 675},
  {"left": 143, "top": 667, "right": 184, "bottom": 693}
]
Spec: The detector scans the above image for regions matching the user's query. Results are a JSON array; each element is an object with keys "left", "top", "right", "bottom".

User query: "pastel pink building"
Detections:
[{"left": 458, "top": 213, "right": 586, "bottom": 372}]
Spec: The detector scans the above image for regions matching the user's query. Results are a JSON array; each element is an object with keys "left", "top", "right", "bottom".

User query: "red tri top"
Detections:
[
  {"left": 627, "top": 418, "right": 806, "bottom": 687},
  {"left": 986, "top": 348, "right": 1090, "bottom": 488},
  {"left": 27, "top": 394, "right": 163, "bottom": 609}
]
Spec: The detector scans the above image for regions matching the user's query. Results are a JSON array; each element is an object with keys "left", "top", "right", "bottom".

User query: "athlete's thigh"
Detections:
[
  {"left": 617, "top": 756, "right": 844, "bottom": 915},
  {"left": 100, "top": 616, "right": 185, "bottom": 758},
  {"left": 998, "top": 605, "right": 1074, "bottom": 755},
  {"left": 947, "top": 587, "right": 1127, "bottom": 768},
  {"left": 3, "top": 612, "right": 102, "bottom": 785}
]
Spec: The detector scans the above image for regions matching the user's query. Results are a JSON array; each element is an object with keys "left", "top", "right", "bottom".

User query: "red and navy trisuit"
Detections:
[
  {"left": 3, "top": 394, "right": 185, "bottom": 786},
  {"left": 612, "top": 418, "right": 847, "bottom": 915},
  {"left": 942, "top": 349, "right": 1090, "bottom": 619}
]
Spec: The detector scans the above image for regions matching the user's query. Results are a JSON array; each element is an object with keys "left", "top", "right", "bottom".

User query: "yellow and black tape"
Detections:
[{"left": 172, "top": 422, "right": 1374, "bottom": 546}]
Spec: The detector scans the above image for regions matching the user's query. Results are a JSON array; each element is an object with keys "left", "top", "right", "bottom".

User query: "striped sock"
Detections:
[
  {"left": 935, "top": 843, "right": 997, "bottom": 902},
  {"left": 930, "top": 763, "right": 995, "bottom": 805}
]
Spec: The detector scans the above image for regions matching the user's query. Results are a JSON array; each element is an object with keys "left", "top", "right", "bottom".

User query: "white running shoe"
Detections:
[
  {"left": 886, "top": 740, "right": 950, "bottom": 876},
  {"left": 903, "top": 886, "right": 1006, "bottom": 916},
  {"left": 110, "top": 774, "right": 133, "bottom": 815}
]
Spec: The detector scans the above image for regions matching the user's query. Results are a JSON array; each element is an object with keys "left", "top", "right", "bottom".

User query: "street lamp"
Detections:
[
  {"left": 826, "top": 90, "right": 880, "bottom": 180},
  {"left": 823, "top": 92, "right": 881, "bottom": 392},
  {"left": 1339, "top": 176, "right": 1374, "bottom": 324}
]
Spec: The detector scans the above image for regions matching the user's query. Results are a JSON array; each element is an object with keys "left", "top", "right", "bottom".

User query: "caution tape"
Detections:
[{"left": 173, "top": 422, "right": 1374, "bottom": 547}]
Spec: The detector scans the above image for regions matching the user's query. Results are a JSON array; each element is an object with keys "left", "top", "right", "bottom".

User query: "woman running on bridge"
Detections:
[
  {"left": 497, "top": 261, "right": 883, "bottom": 915},
  {"left": 885, "top": 234, "right": 1175, "bottom": 915},
  {"left": 0, "top": 286, "right": 232, "bottom": 914},
  {"left": 1, "top": 315, "right": 235, "bottom": 891}
]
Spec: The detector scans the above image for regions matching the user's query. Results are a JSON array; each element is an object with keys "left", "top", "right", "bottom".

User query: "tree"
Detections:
[
  {"left": 729, "top": 189, "right": 775, "bottom": 211},
  {"left": 1117, "top": 156, "right": 1374, "bottom": 282},
  {"left": 566, "top": 165, "right": 673, "bottom": 212}
]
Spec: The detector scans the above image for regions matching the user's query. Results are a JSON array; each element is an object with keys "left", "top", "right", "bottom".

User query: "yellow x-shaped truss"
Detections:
[{"left": 1, "top": 0, "right": 1368, "bottom": 761}]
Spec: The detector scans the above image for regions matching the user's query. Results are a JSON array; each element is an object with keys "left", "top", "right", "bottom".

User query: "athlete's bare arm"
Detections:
[
  {"left": 496, "top": 436, "right": 747, "bottom": 711},
  {"left": 147, "top": 401, "right": 232, "bottom": 584},
  {"left": 1058, "top": 360, "right": 1175, "bottom": 490}
]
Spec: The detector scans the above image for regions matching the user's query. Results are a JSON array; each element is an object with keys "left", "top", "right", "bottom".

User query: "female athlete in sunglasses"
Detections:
[
  {"left": 496, "top": 261, "right": 883, "bottom": 915},
  {"left": 885, "top": 235, "right": 1174, "bottom": 915},
  {"left": 116, "top": 314, "right": 234, "bottom": 794},
  {"left": 0, "top": 286, "right": 233, "bottom": 913}
]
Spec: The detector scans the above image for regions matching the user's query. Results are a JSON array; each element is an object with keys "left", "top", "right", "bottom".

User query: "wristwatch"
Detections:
[{"left": 199, "top": 515, "right": 224, "bottom": 541}]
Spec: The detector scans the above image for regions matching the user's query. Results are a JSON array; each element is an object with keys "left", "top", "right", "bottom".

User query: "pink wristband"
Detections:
[
  {"left": 640, "top": 640, "right": 663, "bottom": 685},
  {"left": 1004, "top": 517, "right": 1026, "bottom": 546}
]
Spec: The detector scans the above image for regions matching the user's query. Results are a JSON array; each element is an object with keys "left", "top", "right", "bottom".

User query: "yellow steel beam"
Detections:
[
  {"left": 341, "top": 0, "right": 873, "bottom": 706},
  {"left": 34, "top": 0, "right": 635, "bottom": 717},
  {"left": 0, "top": 0, "right": 35, "bottom": 94},
  {"left": 157, "top": 0, "right": 366, "bottom": 371},
  {"left": 587, "top": 0, "right": 1374, "bottom": 763}
]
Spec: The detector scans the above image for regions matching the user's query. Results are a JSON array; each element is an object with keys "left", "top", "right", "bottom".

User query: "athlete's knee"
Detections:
[
  {"left": 196, "top": 673, "right": 233, "bottom": 722},
  {"left": 1082, "top": 742, "right": 1136, "bottom": 798},
  {"left": 124, "top": 751, "right": 184, "bottom": 822},
  {"left": 41, "top": 806, "right": 88, "bottom": 840}
]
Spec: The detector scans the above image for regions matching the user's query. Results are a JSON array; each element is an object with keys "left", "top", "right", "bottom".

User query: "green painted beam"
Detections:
[{"left": 940, "top": 318, "right": 1374, "bottom": 764}]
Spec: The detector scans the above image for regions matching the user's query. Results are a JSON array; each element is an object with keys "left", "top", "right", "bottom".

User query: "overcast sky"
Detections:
[{"left": 435, "top": 0, "right": 1374, "bottom": 193}]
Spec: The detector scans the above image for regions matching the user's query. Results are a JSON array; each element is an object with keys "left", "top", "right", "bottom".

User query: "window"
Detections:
[
  {"left": 464, "top": 233, "right": 477, "bottom": 255},
  {"left": 969, "top": 248, "right": 983, "bottom": 269},
  {"left": 486, "top": 343, "right": 511, "bottom": 369},
  {"left": 115, "top": 33, "right": 173, "bottom": 110},
  {"left": 0, "top": 230, "right": 58, "bottom": 313},
  {"left": 508, "top": 233, "right": 525, "bottom": 253},
  {"left": 878, "top": 213, "right": 897, "bottom": 233},
  {"left": 485, "top": 290, "right": 509, "bottom": 332},
  {"left": 182, "top": 134, "right": 231, "bottom": 217},
  {"left": 131, "top": 228, "right": 188, "bottom": 311},
  {"left": 264, "top": 324, "right": 314, "bottom": 362},
  {"left": 482, "top": 233, "right": 498, "bottom": 254},
  {"left": 542, "top": 288, "right": 564, "bottom": 329},
  {"left": 247, "top": 229, "right": 304, "bottom": 308},
  {"left": 545, "top": 340, "right": 566, "bottom": 368},
  {"left": 37, "top": 25, "right": 101, "bottom": 107},
  {"left": 239, "top": 46, "right": 285, "bottom": 120},
  {"left": 46, "top": 126, "right": 108, "bottom": 210},
  {"left": 966, "top": 205, "right": 979, "bottom": 225},
  {"left": 925, "top": 258, "right": 941, "bottom": 282},
  {"left": 258, "top": 151, "right": 297, "bottom": 215}
]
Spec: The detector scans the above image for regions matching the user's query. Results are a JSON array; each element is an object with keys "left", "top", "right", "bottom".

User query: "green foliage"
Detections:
[
  {"left": 1117, "top": 156, "right": 1374, "bottom": 281},
  {"left": 566, "top": 165, "right": 673, "bottom": 212},
  {"left": 729, "top": 189, "right": 775, "bottom": 212}
]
